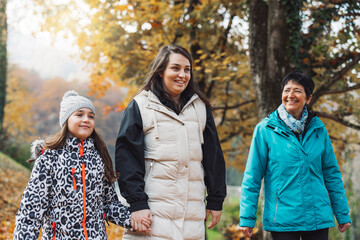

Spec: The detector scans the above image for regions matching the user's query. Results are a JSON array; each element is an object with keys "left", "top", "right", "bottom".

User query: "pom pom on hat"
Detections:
[
  {"left": 63, "top": 90, "right": 79, "bottom": 99},
  {"left": 59, "top": 90, "right": 95, "bottom": 127}
]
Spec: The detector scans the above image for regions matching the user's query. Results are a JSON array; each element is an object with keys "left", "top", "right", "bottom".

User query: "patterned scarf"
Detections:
[{"left": 278, "top": 103, "right": 308, "bottom": 133}]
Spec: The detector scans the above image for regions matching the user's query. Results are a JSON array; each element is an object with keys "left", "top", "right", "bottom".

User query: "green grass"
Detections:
[
  {"left": 207, "top": 228, "right": 224, "bottom": 240},
  {"left": 0, "top": 151, "right": 30, "bottom": 172},
  {"left": 205, "top": 196, "right": 240, "bottom": 239}
]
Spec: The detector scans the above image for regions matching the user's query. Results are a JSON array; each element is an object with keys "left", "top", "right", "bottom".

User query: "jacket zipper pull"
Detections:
[
  {"left": 104, "top": 213, "right": 110, "bottom": 226},
  {"left": 78, "top": 141, "right": 84, "bottom": 157}
]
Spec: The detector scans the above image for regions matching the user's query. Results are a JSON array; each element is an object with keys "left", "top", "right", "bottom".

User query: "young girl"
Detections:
[{"left": 14, "top": 90, "right": 151, "bottom": 239}]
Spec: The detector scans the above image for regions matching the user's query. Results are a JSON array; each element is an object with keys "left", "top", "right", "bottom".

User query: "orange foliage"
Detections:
[
  {"left": 106, "top": 223, "right": 125, "bottom": 239},
  {"left": 223, "top": 224, "right": 261, "bottom": 240}
]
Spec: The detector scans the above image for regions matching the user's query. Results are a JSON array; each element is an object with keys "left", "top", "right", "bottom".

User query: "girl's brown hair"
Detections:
[{"left": 31, "top": 121, "right": 117, "bottom": 183}]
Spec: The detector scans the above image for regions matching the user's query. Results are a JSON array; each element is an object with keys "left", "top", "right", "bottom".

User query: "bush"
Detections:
[{"left": 1, "top": 139, "right": 32, "bottom": 170}]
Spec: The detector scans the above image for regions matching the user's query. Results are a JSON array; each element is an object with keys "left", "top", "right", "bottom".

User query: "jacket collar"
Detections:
[
  {"left": 149, "top": 88, "right": 196, "bottom": 115},
  {"left": 140, "top": 90, "right": 200, "bottom": 125},
  {"left": 266, "top": 110, "right": 325, "bottom": 153},
  {"left": 267, "top": 110, "right": 324, "bottom": 133},
  {"left": 64, "top": 137, "right": 95, "bottom": 153}
]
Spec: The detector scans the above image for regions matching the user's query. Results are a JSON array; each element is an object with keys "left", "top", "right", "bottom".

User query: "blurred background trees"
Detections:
[
  {"left": 29, "top": 0, "right": 360, "bottom": 169},
  {"left": 0, "top": 0, "right": 7, "bottom": 147},
  {"left": 1, "top": 0, "right": 359, "bottom": 239}
]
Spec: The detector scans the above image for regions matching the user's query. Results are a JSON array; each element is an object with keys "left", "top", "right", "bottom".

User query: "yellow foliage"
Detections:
[
  {"left": 32, "top": 0, "right": 259, "bottom": 171},
  {"left": 3, "top": 68, "right": 36, "bottom": 140}
]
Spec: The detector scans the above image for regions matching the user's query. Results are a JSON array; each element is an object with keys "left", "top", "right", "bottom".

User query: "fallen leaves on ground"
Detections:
[
  {"left": 223, "top": 224, "right": 261, "bottom": 240},
  {"left": 0, "top": 153, "right": 30, "bottom": 239}
]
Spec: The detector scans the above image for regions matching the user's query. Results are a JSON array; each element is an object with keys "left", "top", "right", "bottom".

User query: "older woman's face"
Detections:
[
  {"left": 160, "top": 53, "right": 191, "bottom": 101},
  {"left": 282, "top": 80, "right": 312, "bottom": 119}
]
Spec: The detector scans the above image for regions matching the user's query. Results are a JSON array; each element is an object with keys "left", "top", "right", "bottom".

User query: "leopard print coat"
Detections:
[{"left": 14, "top": 137, "right": 131, "bottom": 240}]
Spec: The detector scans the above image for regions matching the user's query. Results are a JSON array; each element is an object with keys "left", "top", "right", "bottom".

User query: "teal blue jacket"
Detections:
[{"left": 239, "top": 110, "right": 351, "bottom": 232}]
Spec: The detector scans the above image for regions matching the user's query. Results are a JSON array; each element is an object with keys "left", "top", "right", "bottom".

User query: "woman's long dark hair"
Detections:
[
  {"left": 31, "top": 121, "right": 117, "bottom": 183},
  {"left": 140, "top": 44, "right": 211, "bottom": 109}
]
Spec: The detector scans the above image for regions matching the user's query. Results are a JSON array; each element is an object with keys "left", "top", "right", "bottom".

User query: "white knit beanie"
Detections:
[{"left": 59, "top": 90, "right": 95, "bottom": 127}]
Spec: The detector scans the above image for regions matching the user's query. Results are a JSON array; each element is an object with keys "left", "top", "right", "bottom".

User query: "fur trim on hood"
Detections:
[{"left": 30, "top": 139, "right": 45, "bottom": 162}]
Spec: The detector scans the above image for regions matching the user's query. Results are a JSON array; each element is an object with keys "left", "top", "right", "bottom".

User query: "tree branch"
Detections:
[
  {"left": 213, "top": 13, "right": 235, "bottom": 52},
  {"left": 315, "top": 111, "right": 360, "bottom": 130},
  {"left": 213, "top": 99, "right": 255, "bottom": 111},
  {"left": 330, "top": 135, "right": 360, "bottom": 145},
  {"left": 220, "top": 128, "right": 243, "bottom": 143},
  {"left": 320, "top": 84, "right": 360, "bottom": 95},
  {"left": 311, "top": 52, "right": 359, "bottom": 69},
  {"left": 206, "top": 80, "right": 216, "bottom": 99},
  {"left": 219, "top": 81, "right": 231, "bottom": 126},
  {"left": 310, "top": 54, "right": 360, "bottom": 107}
]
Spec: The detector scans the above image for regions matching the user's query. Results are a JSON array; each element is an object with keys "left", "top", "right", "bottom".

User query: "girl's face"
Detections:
[
  {"left": 67, "top": 108, "right": 95, "bottom": 141},
  {"left": 282, "top": 80, "right": 312, "bottom": 119},
  {"left": 160, "top": 53, "right": 191, "bottom": 101}
]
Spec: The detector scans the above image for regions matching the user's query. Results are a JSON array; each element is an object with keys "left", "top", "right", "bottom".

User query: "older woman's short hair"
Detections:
[{"left": 281, "top": 71, "right": 315, "bottom": 98}]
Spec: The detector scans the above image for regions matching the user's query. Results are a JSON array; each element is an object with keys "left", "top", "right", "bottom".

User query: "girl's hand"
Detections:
[
  {"left": 239, "top": 227, "right": 253, "bottom": 238},
  {"left": 338, "top": 223, "right": 351, "bottom": 233},
  {"left": 141, "top": 217, "right": 153, "bottom": 231},
  {"left": 131, "top": 209, "right": 153, "bottom": 232}
]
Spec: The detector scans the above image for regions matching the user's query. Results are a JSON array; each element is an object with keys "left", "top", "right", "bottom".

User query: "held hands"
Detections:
[
  {"left": 338, "top": 223, "right": 351, "bottom": 233},
  {"left": 205, "top": 209, "right": 222, "bottom": 229},
  {"left": 239, "top": 227, "right": 253, "bottom": 238},
  {"left": 131, "top": 209, "right": 153, "bottom": 233}
]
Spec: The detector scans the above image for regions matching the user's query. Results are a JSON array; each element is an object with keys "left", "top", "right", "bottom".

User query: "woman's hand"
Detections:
[
  {"left": 239, "top": 227, "right": 253, "bottom": 238},
  {"left": 206, "top": 210, "right": 222, "bottom": 229},
  {"left": 131, "top": 209, "right": 153, "bottom": 232},
  {"left": 338, "top": 223, "right": 351, "bottom": 233}
]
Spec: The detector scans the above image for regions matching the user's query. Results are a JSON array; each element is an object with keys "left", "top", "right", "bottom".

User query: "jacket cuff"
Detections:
[
  {"left": 239, "top": 219, "right": 256, "bottom": 228},
  {"left": 336, "top": 214, "right": 351, "bottom": 224},
  {"left": 206, "top": 200, "right": 223, "bottom": 211},
  {"left": 129, "top": 201, "right": 150, "bottom": 213}
]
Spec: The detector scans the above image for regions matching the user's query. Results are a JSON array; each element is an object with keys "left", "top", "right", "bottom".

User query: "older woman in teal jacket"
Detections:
[{"left": 239, "top": 72, "right": 351, "bottom": 240}]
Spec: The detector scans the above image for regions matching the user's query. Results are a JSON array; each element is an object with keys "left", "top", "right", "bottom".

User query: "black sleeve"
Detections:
[
  {"left": 115, "top": 99, "right": 149, "bottom": 213},
  {"left": 202, "top": 106, "right": 227, "bottom": 211}
]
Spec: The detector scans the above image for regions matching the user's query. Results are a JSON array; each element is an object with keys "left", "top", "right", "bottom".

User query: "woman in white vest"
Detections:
[{"left": 115, "top": 44, "right": 227, "bottom": 240}]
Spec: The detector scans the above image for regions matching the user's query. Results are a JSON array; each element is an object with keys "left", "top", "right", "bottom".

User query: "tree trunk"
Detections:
[
  {"left": 249, "top": 0, "right": 293, "bottom": 120},
  {"left": 249, "top": 0, "right": 269, "bottom": 120},
  {"left": 0, "top": 0, "right": 7, "bottom": 137},
  {"left": 249, "top": 1, "right": 300, "bottom": 239}
]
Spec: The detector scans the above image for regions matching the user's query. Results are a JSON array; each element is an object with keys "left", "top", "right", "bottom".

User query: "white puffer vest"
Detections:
[{"left": 123, "top": 90, "right": 207, "bottom": 240}]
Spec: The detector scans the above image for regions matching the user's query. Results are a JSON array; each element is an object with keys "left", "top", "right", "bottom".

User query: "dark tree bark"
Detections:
[
  {"left": 249, "top": 0, "right": 297, "bottom": 119},
  {"left": 248, "top": 0, "right": 269, "bottom": 119},
  {"left": 0, "top": 0, "right": 7, "bottom": 140},
  {"left": 248, "top": 1, "right": 302, "bottom": 239}
]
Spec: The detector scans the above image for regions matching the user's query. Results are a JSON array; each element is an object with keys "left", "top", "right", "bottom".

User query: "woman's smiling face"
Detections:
[
  {"left": 282, "top": 80, "right": 312, "bottom": 119},
  {"left": 160, "top": 53, "right": 191, "bottom": 101}
]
